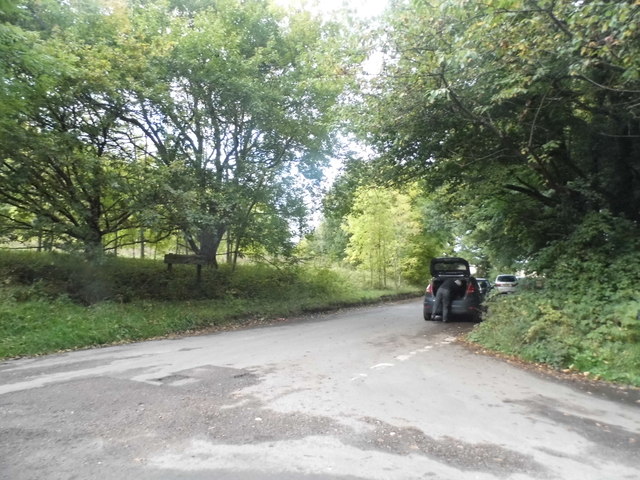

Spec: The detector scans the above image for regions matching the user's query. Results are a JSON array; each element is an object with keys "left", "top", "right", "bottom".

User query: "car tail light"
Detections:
[
  {"left": 466, "top": 282, "right": 476, "bottom": 294},
  {"left": 426, "top": 283, "right": 433, "bottom": 294}
]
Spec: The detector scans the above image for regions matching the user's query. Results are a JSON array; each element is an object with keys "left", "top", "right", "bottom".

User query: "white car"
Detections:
[{"left": 494, "top": 274, "right": 518, "bottom": 294}]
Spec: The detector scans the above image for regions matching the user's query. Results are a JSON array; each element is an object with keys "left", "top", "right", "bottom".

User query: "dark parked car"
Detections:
[
  {"left": 423, "top": 257, "right": 483, "bottom": 322},
  {"left": 476, "top": 278, "right": 492, "bottom": 297}
]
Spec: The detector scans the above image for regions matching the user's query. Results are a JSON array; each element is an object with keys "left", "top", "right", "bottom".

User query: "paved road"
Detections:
[{"left": 1, "top": 298, "right": 639, "bottom": 480}]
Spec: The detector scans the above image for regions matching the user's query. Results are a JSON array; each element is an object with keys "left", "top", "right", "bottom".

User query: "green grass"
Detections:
[
  {"left": 0, "top": 250, "right": 420, "bottom": 359},
  {"left": 0, "top": 294, "right": 397, "bottom": 358}
]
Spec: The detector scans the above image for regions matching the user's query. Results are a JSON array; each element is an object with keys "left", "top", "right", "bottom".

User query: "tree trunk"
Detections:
[{"left": 197, "top": 225, "right": 225, "bottom": 268}]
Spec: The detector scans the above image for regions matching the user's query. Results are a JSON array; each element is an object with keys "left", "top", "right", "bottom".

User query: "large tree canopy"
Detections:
[
  {"left": 113, "top": 0, "right": 356, "bottom": 265},
  {"left": 0, "top": 0, "right": 153, "bottom": 256},
  {"left": 0, "top": 0, "right": 357, "bottom": 262},
  {"left": 358, "top": 0, "right": 640, "bottom": 269}
]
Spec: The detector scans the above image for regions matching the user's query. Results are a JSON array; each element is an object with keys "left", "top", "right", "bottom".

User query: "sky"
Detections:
[
  {"left": 272, "top": 0, "right": 390, "bottom": 75},
  {"left": 272, "top": 0, "right": 390, "bottom": 19},
  {"left": 272, "top": 0, "right": 392, "bottom": 227}
]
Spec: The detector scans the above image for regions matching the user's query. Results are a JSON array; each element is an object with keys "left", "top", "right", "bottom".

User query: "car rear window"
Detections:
[
  {"left": 497, "top": 275, "right": 517, "bottom": 282},
  {"left": 433, "top": 262, "right": 467, "bottom": 273}
]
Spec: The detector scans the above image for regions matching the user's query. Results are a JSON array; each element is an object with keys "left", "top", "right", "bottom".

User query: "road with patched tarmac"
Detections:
[{"left": 1, "top": 298, "right": 639, "bottom": 479}]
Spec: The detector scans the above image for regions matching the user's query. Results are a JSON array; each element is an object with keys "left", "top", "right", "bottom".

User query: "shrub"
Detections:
[
  {"left": 470, "top": 213, "right": 640, "bottom": 386},
  {"left": 0, "top": 250, "right": 419, "bottom": 359},
  {"left": 0, "top": 251, "right": 367, "bottom": 305}
]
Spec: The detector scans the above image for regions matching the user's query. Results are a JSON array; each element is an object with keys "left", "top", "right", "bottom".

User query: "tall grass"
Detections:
[{"left": 0, "top": 250, "right": 420, "bottom": 358}]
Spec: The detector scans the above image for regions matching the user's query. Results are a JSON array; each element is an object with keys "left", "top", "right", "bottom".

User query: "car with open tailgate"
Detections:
[{"left": 423, "top": 257, "right": 483, "bottom": 322}]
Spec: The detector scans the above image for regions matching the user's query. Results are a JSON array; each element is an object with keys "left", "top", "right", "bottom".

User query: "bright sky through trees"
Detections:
[
  {"left": 272, "top": 0, "right": 389, "bottom": 19},
  {"left": 271, "top": 1, "right": 391, "bottom": 225}
]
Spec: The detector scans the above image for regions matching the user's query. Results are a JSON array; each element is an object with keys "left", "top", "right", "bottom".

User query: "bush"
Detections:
[
  {"left": 0, "top": 250, "right": 420, "bottom": 359},
  {"left": 0, "top": 251, "right": 237, "bottom": 303},
  {"left": 469, "top": 213, "right": 640, "bottom": 386}
]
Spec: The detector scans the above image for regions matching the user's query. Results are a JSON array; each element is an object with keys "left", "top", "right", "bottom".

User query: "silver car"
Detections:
[{"left": 494, "top": 274, "right": 518, "bottom": 294}]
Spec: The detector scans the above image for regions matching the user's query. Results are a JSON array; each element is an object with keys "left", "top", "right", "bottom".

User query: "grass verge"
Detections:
[{"left": 0, "top": 250, "right": 420, "bottom": 359}]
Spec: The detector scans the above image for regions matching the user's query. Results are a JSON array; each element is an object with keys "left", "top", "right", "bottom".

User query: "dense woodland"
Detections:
[
  {"left": 2, "top": 0, "right": 639, "bottom": 275},
  {"left": 1, "top": 0, "right": 639, "bottom": 382}
]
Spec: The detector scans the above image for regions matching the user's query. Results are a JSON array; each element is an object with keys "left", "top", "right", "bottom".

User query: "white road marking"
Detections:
[
  {"left": 370, "top": 363, "right": 394, "bottom": 370},
  {"left": 352, "top": 344, "right": 435, "bottom": 381},
  {"left": 395, "top": 345, "right": 433, "bottom": 361}
]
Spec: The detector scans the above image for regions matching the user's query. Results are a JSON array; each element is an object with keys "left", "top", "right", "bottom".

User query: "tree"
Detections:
[
  {"left": 0, "top": 0, "right": 359, "bottom": 262},
  {"left": 111, "top": 0, "right": 357, "bottom": 266},
  {"left": 342, "top": 186, "right": 421, "bottom": 288},
  {"left": 309, "top": 158, "right": 378, "bottom": 262},
  {"left": 0, "top": 0, "right": 154, "bottom": 258},
  {"left": 358, "top": 0, "right": 640, "bottom": 270}
]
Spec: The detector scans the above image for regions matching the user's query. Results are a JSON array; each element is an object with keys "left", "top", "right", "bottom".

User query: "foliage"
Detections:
[
  {"left": 314, "top": 158, "right": 445, "bottom": 285},
  {"left": 360, "top": 0, "right": 640, "bottom": 267},
  {"left": 0, "top": 248, "right": 419, "bottom": 304},
  {"left": 0, "top": 249, "right": 418, "bottom": 359},
  {"left": 297, "top": 215, "right": 350, "bottom": 263},
  {"left": 469, "top": 214, "right": 640, "bottom": 386},
  {"left": 0, "top": 0, "right": 358, "bottom": 262},
  {"left": 302, "top": 159, "right": 383, "bottom": 263},
  {"left": 341, "top": 186, "right": 419, "bottom": 288},
  {"left": 114, "top": 0, "right": 357, "bottom": 265},
  {"left": 0, "top": 249, "right": 353, "bottom": 305}
]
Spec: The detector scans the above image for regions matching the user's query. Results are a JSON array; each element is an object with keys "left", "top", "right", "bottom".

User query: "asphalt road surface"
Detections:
[{"left": 1, "top": 298, "right": 639, "bottom": 480}]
